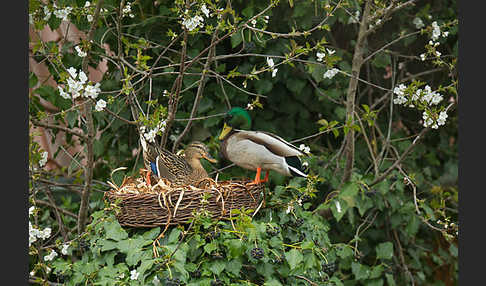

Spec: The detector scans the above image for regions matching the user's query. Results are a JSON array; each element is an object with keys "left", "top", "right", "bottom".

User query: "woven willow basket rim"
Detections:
[{"left": 104, "top": 177, "right": 265, "bottom": 228}]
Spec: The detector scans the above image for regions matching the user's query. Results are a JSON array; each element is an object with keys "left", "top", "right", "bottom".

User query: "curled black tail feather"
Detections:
[{"left": 285, "top": 156, "right": 308, "bottom": 178}]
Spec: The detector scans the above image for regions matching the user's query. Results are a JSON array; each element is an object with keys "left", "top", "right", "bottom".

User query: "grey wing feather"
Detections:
[{"left": 234, "top": 130, "right": 305, "bottom": 157}]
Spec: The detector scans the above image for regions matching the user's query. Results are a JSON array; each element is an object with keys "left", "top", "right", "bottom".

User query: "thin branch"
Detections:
[
  {"left": 172, "top": 29, "right": 220, "bottom": 152},
  {"left": 77, "top": 0, "right": 104, "bottom": 234},
  {"left": 342, "top": 0, "right": 371, "bottom": 183},
  {"left": 34, "top": 199, "right": 78, "bottom": 219},
  {"left": 30, "top": 119, "right": 87, "bottom": 140},
  {"left": 369, "top": 128, "right": 429, "bottom": 187}
]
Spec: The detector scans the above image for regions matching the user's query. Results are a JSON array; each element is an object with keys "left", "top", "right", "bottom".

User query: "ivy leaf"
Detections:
[
  {"left": 369, "top": 265, "right": 384, "bottom": 279},
  {"left": 264, "top": 279, "right": 283, "bottom": 286},
  {"left": 285, "top": 248, "right": 303, "bottom": 270},
  {"left": 376, "top": 242, "right": 394, "bottom": 260},
  {"left": 364, "top": 278, "right": 384, "bottom": 286},
  {"left": 385, "top": 273, "right": 396, "bottom": 286},
  {"left": 225, "top": 258, "right": 243, "bottom": 276},
  {"left": 351, "top": 261, "right": 370, "bottom": 280},
  {"left": 209, "top": 260, "right": 226, "bottom": 276},
  {"left": 203, "top": 241, "right": 218, "bottom": 254},
  {"left": 231, "top": 33, "right": 242, "bottom": 48},
  {"left": 168, "top": 228, "right": 181, "bottom": 244},
  {"left": 104, "top": 220, "right": 128, "bottom": 241},
  {"left": 224, "top": 239, "right": 245, "bottom": 258}
]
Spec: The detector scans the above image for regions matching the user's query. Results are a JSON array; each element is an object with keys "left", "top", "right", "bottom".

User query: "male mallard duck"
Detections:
[
  {"left": 140, "top": 137, "right": 217, "bottom": 186},
  {"left": 218, "top": 107, "right": 308, "bottom": 184}
]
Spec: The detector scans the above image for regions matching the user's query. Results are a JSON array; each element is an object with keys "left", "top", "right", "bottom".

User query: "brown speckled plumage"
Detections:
[{"left": 140, "top": 139, "right": 216, "bottom": 186}]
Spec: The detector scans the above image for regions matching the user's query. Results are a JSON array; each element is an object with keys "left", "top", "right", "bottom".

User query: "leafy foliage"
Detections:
[{"left": 29, "top": 0, "right": 458, "bottom": 285}]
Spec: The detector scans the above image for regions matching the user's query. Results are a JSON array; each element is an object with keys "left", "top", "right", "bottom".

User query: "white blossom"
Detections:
[
  {"left": 431, "top": 93, "right": 443, "bottom": 105},
  {"left": 46, "top": 267, "right": 51, "bottom": 274},
  {"left": 163, "top": 90, "right": 169, "bottom": 97},
  {"left": 182, "top": 15, "right": 204, "bottom": 31},
  {"left": 95, "top": 99, "right": 107, "bottom": 111},
  {"left": 44, "top": 249, "right": 58, "bottom": 262},
  {"left": 422, "top": 111, "right": 434, "bottom": 128},
  {"left": 67, "top": 67, "right": 78, "bottom": 79},
  {"left": 30, "top": 271, "right": 35, "bottom": 277},
  {"left": 420, "top": 53, "right": 426, "bottom": 61},
  {"left": 75, "top": 46, "right": 87, "bottom": 57},
  {"left": 323, "top": 68, "right": 339, "bottom": 79},
  {"left": 393, "top": 95, "right": 407, "bottom": 105},
  {"left": 263, "top": 15, "right": 269, "bottom": 24},
  {"left": 251, "top": 19, "right": 257, "bottom": 26},
  {"left": 316, "top": 52, "right": 325, "bottom": 62},
  {"left": 272, "top": 68, "right": 278, "bottom": 78},
  {"left": 78, "top": 71, "right": 88, "bottom": 84},
  {"left": 130, "top": 270, "right": 139, "bottom": 280},
  {"left": 122, "top": 3, "right": 135, "bottom": 18},
  {"left": 61, "top": 243, "right": 70, "bottom": 255},
  {"left": 84, "top": 1, "right": 91, "bottom": 8},
  {"left": 393, "top": 84, "right": 407, "bottom": 96},
  {"left": 435, "top": 50, "right": 441, "bottom": 57},
  {"left": 87, "top": 14, "right": 94, "bottom": 22},
  {"left": 39, "top": 151, "right": 48, "bottom": 167},
  {"left": 84, "top": 83, "right": 101, "bottom": 99},
  {"left": 285, "top": 204, "right": 293, "bottom": 214},
  {"left": 437, "top": 111, "right": 448, "bottom": 126},
  {"left": 53, "top": 7, "right": 72, "bottom": 21},
  {"left": 299, "top": 144, "right": 311, "bottom": 154},
  {"left": 246, "top": 103, "right": 254, "bottom": 110},
  {"left": 144, "top": 128, "right": 158, "bottom": 143},
  {"left": 348, "top": 10, "right": 360, "bottom": 24},
  {"left": 326, "top": 48, "right": 335, "bottom": 55},
  {"left": 29, "top": 206, "right": 35, "bottom": 216},
  {"left": 43, "top": 6, "right": 52, "bottom": 21},
  {"left": 302, "top": 161, "right": 309, "bottom": 168},
  {"left": 266, "top": 57, "right": 275, "bottom": 68},
  {"left": 39, "top": 227, "right": 52, "bottom": 240},
  {"left": 431, "top": 21, "right": 441, "bottom": 41},
  {"left": 58, "top": 86, "right": 70, "bottom": 99},
  {"left": 201, "top": 4, "right": 210, "bottom": 18},
  {"left": 335, "top": 201, "right": 342, "bottom": 213},
  {"left": 413, "top": 17, "right": 424, "bottom": 29},
  {"left": 442, "top": 31, "right": 449, "bottom": 37}
]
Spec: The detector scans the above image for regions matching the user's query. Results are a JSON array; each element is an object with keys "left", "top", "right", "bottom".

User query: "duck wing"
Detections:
[
  {"left": 154, "top": 147, "right": 193, "bottom": 181},
  {"left": 234, "top": 129, "right": 305, "bottom": 157}
]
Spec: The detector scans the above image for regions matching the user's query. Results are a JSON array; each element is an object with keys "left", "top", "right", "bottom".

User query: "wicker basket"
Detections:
[{"left": 104, "top": 177, "right": 265, "bottom": 228}]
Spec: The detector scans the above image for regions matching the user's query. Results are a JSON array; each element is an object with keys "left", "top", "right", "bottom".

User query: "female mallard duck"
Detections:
[
  {"left": 140, "top": 137, "right": 217, "bottom": 186},
  {"left": 218, "top": 107, "right": 308, "bottom": 184}
]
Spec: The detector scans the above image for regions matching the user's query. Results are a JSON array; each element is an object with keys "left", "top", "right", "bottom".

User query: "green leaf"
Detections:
[
  {"left": 93, "top": 139, "right": 104, "bottom": 157},
  {"left": 104, "top": 220, "right": 128, "bottom": 241},
  {"left": 264, "top": 279, "right": 283, "bottom": 286},
  {"left": 66, "top": 110, "right": 78, "bottom": 128},
  {"left": 351, "top": 262, "right": 370, "bottom": 280},
  {"left": 364, "top": 278, "right": 384, "bottom": 286},
  {"left": 225, "top": 258, "right": 242, "bottom": 276},
  {"left": 142, "top": 227, "right": 161, "bottom": 240},
  {"left": 209, "top": 260, "right": 226, "bottom": 276},
  {"left": 168, "top": 228, "right": 181, "bottom": 244},
  {"left": 231, "top": 33, "right": 242, "bottom": 48},
  {"left": 203, "top": 241, "right": 218, "bottom": 254},
  {"left": 331, "top": 199, "right": 347, "bottom": 222},
  {"left": 285, "top": 248, "right": 303, "bottom": 270},
  {"left": 255, "top": 79, "right": 273, "bottom": 94},
  {"left": 376, "top": 242, "right": 394, "bottom": 260},
  {"left": 224, "top": 239, "right": 245, "bottom": 258},
  {"left": 385, "top": 273, "right": 396, "bottom": 286},
  {"left": 29, "top": 72, "right": 38, "bottom": 88},
  {"left": 369, "top": 265, "right": 384, "bottom": 279}
]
